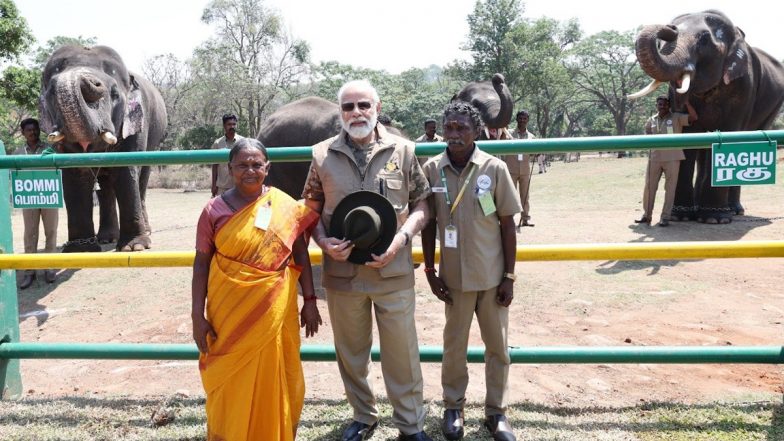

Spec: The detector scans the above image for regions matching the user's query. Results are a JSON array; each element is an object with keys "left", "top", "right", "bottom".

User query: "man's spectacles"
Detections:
[{"left": 341, "top": 101, "right": 373, "bottom": 112}]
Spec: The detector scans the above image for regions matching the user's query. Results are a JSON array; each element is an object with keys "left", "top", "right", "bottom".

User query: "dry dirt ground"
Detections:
[{"left": 9, "top": 153, "right": 784, "bottom": 410}]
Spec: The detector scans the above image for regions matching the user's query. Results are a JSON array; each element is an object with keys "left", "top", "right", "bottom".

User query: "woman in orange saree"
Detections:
[{"left": 192, "top": 139, "right": 321, "bottom": 441}]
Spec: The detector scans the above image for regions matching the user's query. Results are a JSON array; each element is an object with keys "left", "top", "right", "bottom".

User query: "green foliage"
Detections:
[
  {"left": 191, "top": 0, "right": 311, "bottom": 137},
  {"left": 0, "top": 65, "right": 38, "bottom": 113},
  {"left": 460, "top": 0, "right": 524, "bottom": 85},
  {"left": 177, "top": 124, "right": 221, "bottom": 150},
  {"left": 0, "top": 0, "right": 33, "bottom": 63},
  {"left": 452, "top": 0, "right": 587, "bottom": 139},
  {"left": 567, "top": 29, "right": 653, "bottom": 135},
  {"left": 508, "top": 17, "right": 583, "bottom": 138}
]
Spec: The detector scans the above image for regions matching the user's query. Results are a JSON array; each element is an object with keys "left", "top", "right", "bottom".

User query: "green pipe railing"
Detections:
[
  {"left": 1, "top": 343, "right": 781, "bottom": 364},
  {"left": 1, "top": 130, "right": 781, "bottom": 168}
]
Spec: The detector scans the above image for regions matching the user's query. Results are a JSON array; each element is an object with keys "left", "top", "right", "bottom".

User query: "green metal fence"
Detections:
[{"left": 1, "top": 131, "right": 783, "bottom": 399}]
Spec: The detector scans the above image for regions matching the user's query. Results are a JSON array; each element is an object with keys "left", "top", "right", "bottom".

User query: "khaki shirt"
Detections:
[
  {"left": 415, "top": 134, "right": 443, "bottom": 142},
  {"left": 644, "top": 112, "right": 688, "bottom": 162},
  {"left": 423, "top": 146, "right": 522, "bottom": 292},
  {"left": 303, "top": 124, "right": 431, "bottom": 293},
  {"left": 13, "top": 141, "right": 49, "bottom": 156},
  {"left": 502, "top": 129, "right": 535, "bottom": 176},
  {"left": 211, "top": 134, "right": 244, "bottom": 189}
]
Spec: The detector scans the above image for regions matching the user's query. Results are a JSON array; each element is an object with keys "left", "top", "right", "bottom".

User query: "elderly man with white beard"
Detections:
[{"left": 302, "top": 79, "right": 433, "bottom": 441}]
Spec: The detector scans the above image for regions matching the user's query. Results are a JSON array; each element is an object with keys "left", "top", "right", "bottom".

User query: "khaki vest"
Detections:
[{"left": 310, "top": 125, "right": 417, "bottom": 293}]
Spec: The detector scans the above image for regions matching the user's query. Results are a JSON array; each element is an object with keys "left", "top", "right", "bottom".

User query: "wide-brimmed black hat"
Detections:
[{"left": 329, "top": 190, "right": 397, "bottom": 264}]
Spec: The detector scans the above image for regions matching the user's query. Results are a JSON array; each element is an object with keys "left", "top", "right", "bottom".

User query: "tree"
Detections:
[
  {"left": 0, "top": 0, "right": 33, "bottom": 63},
  {"left": 567, "top": 30, "right": 653, "bottom": 136},
  {"left": 142, "top": 54, "right": 197, "bottom": 149},
  {"left": 458, "top": 0, "right": 524, "bottom": 86},
  {"left": 449, "top": 1, "right": 585, "bottom": 139},
  {"left": 507, "top": 17, "right": 583, "bottom": 138},
  {"left": 193, "top": 0, "right": 311, "bottom": 138}
]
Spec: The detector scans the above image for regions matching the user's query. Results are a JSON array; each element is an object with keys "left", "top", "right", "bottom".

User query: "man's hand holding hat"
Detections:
[
  {"left": 318, "top": 236, "right": 354, "bottom": 262},
  {"left": 366, "top": 230, "right": 408, "bottom": 269}
]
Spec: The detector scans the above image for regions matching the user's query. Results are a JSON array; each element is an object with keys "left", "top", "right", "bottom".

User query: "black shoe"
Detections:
[
  {"left": 343, "top": 420, "right": 378, "bottom": 441},
  {"left": 657, "top": 219, "right": 670, "bottom": 227},
  {"left": 45, "top": 269, "right": 57, "bottom": 283},
  {"left": 20, "top": 273, "right": 35, "bottom": 290},
  {"left": 484, "top": 415, "right": 516, "bottom": 441},
  {"left": 396, "top": 431, "right": 433, "bottom": 441},
  {"left": 441, "top": 409, "right": 464, "bottom": 440},
  {"left": 634, "top": 217, "right": 651, "bottom": 224}
]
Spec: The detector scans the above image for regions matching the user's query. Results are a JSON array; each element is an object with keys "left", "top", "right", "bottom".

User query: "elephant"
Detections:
[
  {"left": 39, "top": 45, "right": 168, "bottom": 251},
  {"left": 452, "top": 73, "right": 514, "bottom": 139},
  {"left": 632, "top": 10, "right": 784, "bottom": 223}
]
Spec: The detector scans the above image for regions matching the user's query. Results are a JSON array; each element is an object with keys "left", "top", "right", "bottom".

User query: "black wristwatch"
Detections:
[{"left": 399, "top": 230, "right": 411, "bottom": 246}]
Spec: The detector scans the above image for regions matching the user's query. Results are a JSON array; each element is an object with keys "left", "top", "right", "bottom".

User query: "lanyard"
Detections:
[{"left": 439, "top": 163, "right": 476, "bottom": 217}]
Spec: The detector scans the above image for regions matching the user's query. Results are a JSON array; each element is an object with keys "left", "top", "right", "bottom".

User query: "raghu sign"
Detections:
[
  {"left": 10, "top": 170, "right": 64, "bottom": 208},
  {"left": 711, "top": 141, "right": 777, "bottom": 186}
]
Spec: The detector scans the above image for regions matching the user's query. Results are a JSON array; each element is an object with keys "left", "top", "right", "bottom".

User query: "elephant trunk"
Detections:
[
  {"left": 636, "top": 24, "right": 692, "bottom": 82},
  {"left": 481, "top": 73, "right": 514, "bottom": 129},
  {"left": 51, "top": 68, "right": 110, "bottom": 150}
]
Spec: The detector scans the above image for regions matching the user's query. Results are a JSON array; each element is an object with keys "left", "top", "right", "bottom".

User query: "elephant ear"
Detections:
[
  {"left": 122, "top": 74, "right": 145, "bottom": 138},
  {"left": 722, "top": 28, "right": 749, "bottom": 85}
]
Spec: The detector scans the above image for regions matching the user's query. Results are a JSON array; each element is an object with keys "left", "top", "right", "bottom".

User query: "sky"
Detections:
[{"left": 16, "top": 0, "right": 784, "bottom": 75}]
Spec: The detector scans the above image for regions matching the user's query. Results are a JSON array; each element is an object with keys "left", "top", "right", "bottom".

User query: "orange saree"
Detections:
[{"left": 199, "top": 187, "right": 318, "bottom": 441}]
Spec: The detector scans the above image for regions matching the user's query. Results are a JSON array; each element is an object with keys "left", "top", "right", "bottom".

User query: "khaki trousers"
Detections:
[
  {"left": 442, "top": 287, "right": 510, "bottom": 416},
  {"left": 22, "top": 208, "right": 59, "bottom": 276},
  {"left": 509, "top": 167, "right": 531, "bottom": 221},
  {"left": 326, "top": 287, "right": 425, "bottom": 435},
  {"left": 642, "top": 160, "right": 681, "bottom": 221}
]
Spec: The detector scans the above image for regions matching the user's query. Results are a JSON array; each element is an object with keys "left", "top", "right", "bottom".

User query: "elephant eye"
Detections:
[{"left": 110, "top": 86, "right": 120, "bottom": 100}]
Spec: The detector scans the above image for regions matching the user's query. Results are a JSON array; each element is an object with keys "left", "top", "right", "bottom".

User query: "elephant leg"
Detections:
[
  {"left": 96, "top": 173, "right": 119, "bottom": 244},
  {"left": 138, "top": 165, "right": 152, "bottom": 235},
  {"left": 694, "top": 149, "right": 732, "bottom": 224},
  {"left": 112, "top": 165, "right": 151, "bottom": 251},
  {"left": 728, "top": 186, "right": 744, "bottom": 215},
  {"left": 61, "top": 168, "right": 101, "bottom": 253},
  {"left": 671, "top": 148, "right": 697, "bottom": 221}
]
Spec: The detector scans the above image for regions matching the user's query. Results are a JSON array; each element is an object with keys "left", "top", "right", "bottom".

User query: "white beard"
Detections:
[{"left": 342, "top": 113, "right": 377, "bottom": 139}]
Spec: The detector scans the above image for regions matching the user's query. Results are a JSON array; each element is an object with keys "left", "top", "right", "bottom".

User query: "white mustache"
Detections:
[{"left": 446, "top": 139, "right": 465, "bottom": 145}]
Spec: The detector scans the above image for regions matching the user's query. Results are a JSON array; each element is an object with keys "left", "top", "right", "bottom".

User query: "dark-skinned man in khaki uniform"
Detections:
[
  {"left": 422, "top": 102, "right": 522, "bottom": 441},
  {"left": 302, "top": 80, "right": 433, "bottom": 441},
  {"left": 635, "top": 96, "right": 698, "bottom": 226}
]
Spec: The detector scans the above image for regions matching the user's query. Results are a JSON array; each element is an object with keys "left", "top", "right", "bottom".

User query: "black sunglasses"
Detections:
[{"left": 341, "top": 101, "right": 373, "bottom": 112}]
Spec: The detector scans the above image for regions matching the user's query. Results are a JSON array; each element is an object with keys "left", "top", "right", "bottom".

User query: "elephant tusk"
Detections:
[
  {"left": 627, "top": 79, "right": 663, "bottom": 99},
  {"left": 101, "top": 131, "right": 118, "bottom": 145},
  {"left": 47, "top": 131, "right": 65, "bottom": 143},
  {"left": 676, "top": 72, "right": 691, "bottom": 94}
]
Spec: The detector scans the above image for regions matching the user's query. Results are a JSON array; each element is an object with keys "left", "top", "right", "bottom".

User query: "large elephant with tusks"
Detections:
[
  {"left": 632, "top": 10, "right": 784, "bottom": 223},
  {"left": 39, "top": 45, "right": 167, "bottom": 251}
]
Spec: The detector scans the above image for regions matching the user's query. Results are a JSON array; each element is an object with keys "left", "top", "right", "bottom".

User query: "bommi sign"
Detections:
[
  {"left": 711, "top": 141, "right": 777, "bottom": 187},
  {"left": 10, "top": 170, "right": 64, "bottom": 208}
]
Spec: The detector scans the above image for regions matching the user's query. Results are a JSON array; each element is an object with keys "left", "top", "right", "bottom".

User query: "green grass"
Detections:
[{"left": 0, "top": 395, "right": 781, "bottom": 440}]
